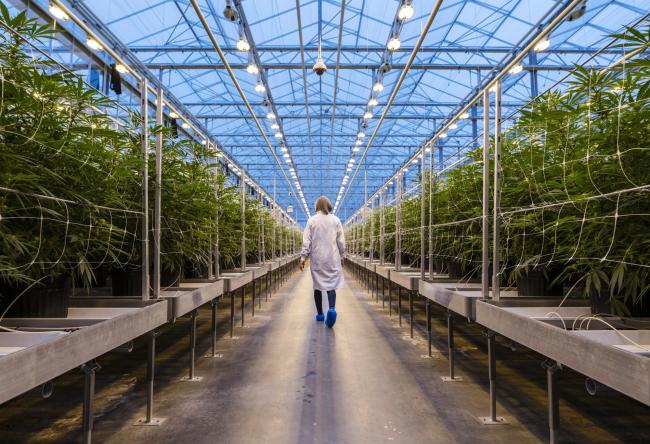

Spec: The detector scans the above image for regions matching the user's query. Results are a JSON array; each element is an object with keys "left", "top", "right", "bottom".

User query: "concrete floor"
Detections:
[{"left": 1, "top": 267, "right": 649, "bottom": 443}]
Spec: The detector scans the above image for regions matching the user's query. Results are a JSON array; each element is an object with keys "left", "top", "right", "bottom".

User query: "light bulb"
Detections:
[
  {"left": 281, "top": 147, "right": 288, "bottom": 153},
  {"left": 255, "top": 81, "right": 266, "bottom": 93},
  {"left": 534, "top": 37, "right": 550, "bottom": 52},
  {"left": 201, "top": 139, "right": 207, "bottom": 145},
  {"left": 368, "top": 97, "right": 378, "bottom": 107},
  {"left": 181, "top": 122, "right": 190, "bottom": 129},
  {"left": 509, "top": 64, "right": 523, "bottom": 75},
  {"left": 403, "top": 167, "right": 409, "bottom": 172},
  {"left": 48, "top": 3, "right": 69, "bottom": 20},
  {"left": 460, "top": 112, "right": 469, "bottom": 119},
  {"left": 275, "top": 132, "right": 283, "bottom": 138},
  {"left": 439, "top": 132, "right": 447, "bottom": 138},
  {"left": 357, "top": 131, "right": 365, "bottom": 138},
  {"left": 236, "top": 35, "right": 250, "bottom": 52},
  {"left": 355, "top": 139, "right": 362, "bottom": 145},
  {"left": 397, "top": 1, "right": 414, "bottom": 21},
  {"left": 86, "top": 37, "right": 103, "bottom": 51},
  {"left": 115, "top": 63, "right": 128, "bottom": 74},
  {"left": 387, "top": 35, "right": 401, "bottom": 51},
  {"left": 246, "top": 63, "right": 259, "bottom": 75},
  {"left": 267, "top": 111, "right": 276, "bottom": 120},
  {"left": 169, "top": 111, "right": 179, "bottom": 119},
  {"left": 271, "top": 123, "right": 280, "bottom": 130},
  {"left": 363, "top": 111, "right": 373, "bottom": 119},
  {"left": 450, "top": 123, "right": 458, "bottom": 129},
  {"left": 373, "top": 81, "right": 384, "bottom": 92}
]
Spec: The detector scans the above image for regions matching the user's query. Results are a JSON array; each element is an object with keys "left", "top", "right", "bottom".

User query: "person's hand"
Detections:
[{"left": 300, "top": 260, "right": 305, "bottom": 271}]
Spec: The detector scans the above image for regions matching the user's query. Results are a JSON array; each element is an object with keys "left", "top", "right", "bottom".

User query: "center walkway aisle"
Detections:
[{"left": 99, "top": 268, "right": 541, "bottom": 444}]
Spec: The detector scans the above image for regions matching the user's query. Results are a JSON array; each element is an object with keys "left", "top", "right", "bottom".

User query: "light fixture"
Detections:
[
  {"left": 450, "top": 122, "right": 458, "bottom": 129},
  {"left": 489, "top": 84, "right": 498, "bottom": 93},
  {"left": 355, "top": 139, "right": 362, "bottom": 145},
  {"left": 368, "top": 97, "right": 378, "bottom": 107},
  {"left": 281, "top": 147, "right": 288, "bottom": 153},
  {"left": 271, "top": 123, "right": 280, "bottom": 130},
  {"left": 352, "top": 147, "right": 359, "bottom": 153},
  {"left": 357, "top": 131, "right": 365, "bottom": 138},
  {"left": 246, "top": 62, "right": 259, "bottom": 75},
  {"left": 223, "top": 0, "right": 239, "bottom": 21},
  {"left": 181, "top": 122, "right": 190, "bottom": 129},
  {"left": 49, "top": 3, "right": 69, "bottom": 20},
  {"left": 236, "top": 34, "right": 250, "bottom": 52},
  {"left": 255, "top": 79, "right": 266, "bottom": 93},
  {"left": 387, "top": 34, "right": 401, "bottom": 52},
  {"left": 534, "top": 37, "right": 551, "bottom": 52},
  {"left": 115, "top": 63, "right": 128, "bottom": 74},
  {"left": 439, "top": 132, "right": 447, "bottom": 138},
  {"left": 86, "top": 37, "right": 103, "bottom": 51},
  {"left": 267, "top": 111, "right": 276, "bottom": 120},
  {"left": 169, "top": 111, "right": 179, "bottom": 119},
  {"left": 275, "top": 132, "right": 283, "bottom": 138},
  {"left": 398, "top": 0, "right": 414, "bottom": 21},
  {"left": 363, "top": 111, "right": 373, "bottom": 119},
  {"left": 285, "top": 157, "right": 291, "bottom": 164},
  {"left": 460, "top": 112, "right": 469, "bottom": 119},
  {"left": 403, "top": 167, "right": 409, "bottom": 172},
  {"left": 349, "top": 159, "right": 355, "bottom": 164},
  {"left": 509, "top": 64, "right": 524, "bottom": 75},
  {"left": 373, "top": 80, "right": 384, "bottom": 92},
  {"left": 289, "top": 167, "right": 295, "bottom": 172},
  {"left": 313, "top": 37, "right": 328, "bottom": 75},
  {"left": 201, "top": 139, "right": 207, "bottom": 145}
]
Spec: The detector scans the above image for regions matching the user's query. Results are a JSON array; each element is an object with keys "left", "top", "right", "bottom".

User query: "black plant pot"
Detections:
[
  {"left": 110, "top": 269, "right": 143, "bottom": 296},
  {"left": 0, "top": 276, "right": 71, "bottom": 318},
  {"left": 446, "top": 261, "right": 463, "bottom": 280},
  {"left": 589, "top": 287, "right": 611, "bottom": 315}
]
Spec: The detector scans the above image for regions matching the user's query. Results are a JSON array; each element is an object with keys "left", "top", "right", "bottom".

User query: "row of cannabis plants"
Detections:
[
  {"left": 352, "top": 25, "right": 649, "bottom": 315},
  {"left": 0, "top": 7, "right": 298, "bottom": 313}
]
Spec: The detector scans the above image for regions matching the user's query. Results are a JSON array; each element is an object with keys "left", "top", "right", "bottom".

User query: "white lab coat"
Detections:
[{"left": 301, "top": 211, "right": 346, "bottom": 291}]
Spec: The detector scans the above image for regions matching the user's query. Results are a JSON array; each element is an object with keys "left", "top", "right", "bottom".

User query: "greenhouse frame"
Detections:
[{"left": 0, "top": 0, "right": 649, "bottom": 443}]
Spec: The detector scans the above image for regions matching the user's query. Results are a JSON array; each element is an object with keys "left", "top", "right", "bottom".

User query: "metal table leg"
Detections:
[
  {"left": 388, "top": 280, "right": 393, "bottom": 316},
  {"left": 442, "top": 311, "right": 462, "bottom": 382},
  {"left": 81, "top": 360, "right": 101, "bottom": 444},
  {"left": 135, "top": 330, "right": 163, "bottom": 426},
  {"left": 409, "top": 291, "right": 414, "bottom": 338},
  {"left": 210, "top": 299, "right": 218, "bottom": 357},
  {"left": 252, "top": 279, "right": 256, "bottom": 317},
  {"left": 230, "top": 292, "right": 235, "bottom": 338},
  {"left": 479, "top": 330, "right": 506, "bottom": 424},
  {"left": 241, "top": 285, "right": 245, "bottom": 327},
  {"left": 426, "top": 300, "right": 432, "bottom": 357},
  {"left": 382, "top": 278, "right": 385, "bottom": 309},
  {"left": 544, "top": 359, "right": 560, "bottom": 444},
  {"left": 258, "top": 277, "right": 261, "bottom": 309},
  {"left": 398, "top": 287, "right": 403, "bottom": 327},
  {"left": 182, "top": 310, "right": 201, "bottom": 381}
]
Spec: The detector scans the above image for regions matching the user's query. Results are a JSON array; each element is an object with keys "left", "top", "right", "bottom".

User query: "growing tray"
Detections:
[
  {"left": 475, "top": 300, "right": 650, "bottom": 406},
  {"left": 220, "top": 270, "right": 254, "bottom": 292},
  {"left": 0, "top": 298, "right": 168, "bottom": 405},
  {"left": 161, "top": 278, "right": 225, "bottom": 321}
]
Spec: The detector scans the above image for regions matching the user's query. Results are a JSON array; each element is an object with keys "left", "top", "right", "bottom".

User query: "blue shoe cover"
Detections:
[
  {"left": 325, "top": 308, "right": 337, "bottom": 328},
  {"left": 315, "top": 314, "right": 324, "bottom": 322}
]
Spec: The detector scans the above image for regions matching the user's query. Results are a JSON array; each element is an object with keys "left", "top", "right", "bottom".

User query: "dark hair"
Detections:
[{"left": 315, "top": 196, "right": 333, "bottom": 214}]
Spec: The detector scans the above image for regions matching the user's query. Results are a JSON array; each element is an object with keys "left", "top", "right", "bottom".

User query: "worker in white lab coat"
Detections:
[{"left": 300, "top": 196, "right": 346, "bottom": 328}]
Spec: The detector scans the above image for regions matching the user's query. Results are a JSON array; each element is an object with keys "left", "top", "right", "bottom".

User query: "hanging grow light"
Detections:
[
  {"left": 271, "top": 123, "right": 280, "bottom": 130},
  {"left": 368, "top": 97, "right": 378, "bottom": 107},
  {"left": 357, "top": 131, "right": 365, "bottom": 138},
  {"left": 86, "top": 37, "right": 103, "bottom": 51},
  {"left": 181, "top": 122, "right": 190, "bottom": 129},
  {"left": 115, "top": 63, "right": 128, "bottom": 74},
  {"left": 373, "top": 80, "right": 384, "bottom": 92},
  {"left": 169, "top": 111, "right": 179, "bottom": 119},
  {"left": 255, "top": 79, "right": 266, "bottom": 93},
  {"left": 275, "top": 132, "right": 283, "bottom": 138},
  {"left": 534, "top": 37, "right": 551, "bottom": 52},
  {"left": 355, "top": 139, "right": 362, "bottom": 145},
  {"left": 363, "top": 111, "right": 373, "bottom": 119},
  {"left": 439, "top": 132, "right": 447, "bottom": 138},
  {"left": 509, "top": 64, "right": 524, "bottom": 75},
  {"left": 450, "top": 122, "right": 458, "bottom": 129},
  {"left": 397, "top": 0, "right": 414, "bottom": 21},
  {"left": 267, "top": 111, "right": 276, "bottom": 120},
  {"left": 49, "top": 3, "right": 69, "bottom": 20},
  {"left": 387, "top": 34, "right": 401, "bottom": 51},
  {"left": 246, "top": 62, "right": 259, "bottom": 75},
  {"left": 236, "top": 34, "right": 250, "bottom": 52},
  {"left": 460, "top": 112, "right": 469, "bottom": 119}
]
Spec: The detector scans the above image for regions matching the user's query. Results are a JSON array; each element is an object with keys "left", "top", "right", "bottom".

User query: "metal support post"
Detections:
[
  {"left": 140, "top": 79, "right": 150, "bottom": 300},
  {"left": 388, "top": 280, "right": 393, "bottom": 316},
  {"left": 210, "top": 299, "right": 218, "bottom": 357},
  {"left": 380, "top": 189, "right": 385, "bottom": 265},
  {"left": 241, "top": 173, "right": 247, "bottom": 272},
  {"left": 81, "top": 360, "right": 100, "bottom": 444},
  {"left": 252, "top": 278, "right": 256, "bottom": 316},
  {"left": 395, "top": 172, "right": 402, "bottom": 272},
  {"left": 481, "top": 89, "right": 490, "bottom": 300},
  {"left": 230, "top": 292, "right": 235, "bottom": 338},
  {"left": 420, "top": 145, "right": 426, "bottom": 281},
  {"left": 398, "top": 287, "right": 403, "bottom": 326},
  {"left": 135, "top": 330, "right": 162, "bottom": 426},
  {"left": 428, "top": 141, "right": 434, "bottom": 280},
  {"left": 153, "top": 89, "right": 163, "bottom": 298},
  {"left": 492, "top": 80, "right": 502, "bottom": 301},
  {"left": 409, "top": 291, "right": 414, "bottom": 338}
]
